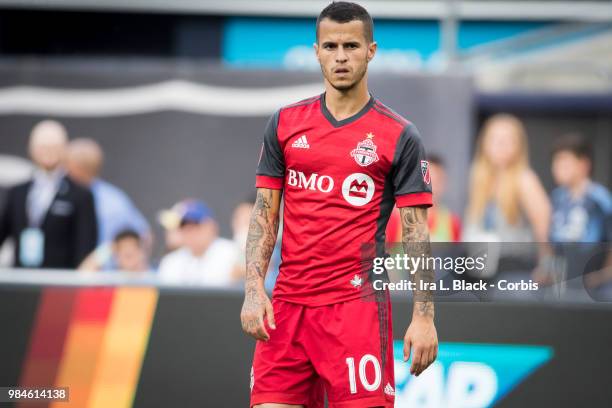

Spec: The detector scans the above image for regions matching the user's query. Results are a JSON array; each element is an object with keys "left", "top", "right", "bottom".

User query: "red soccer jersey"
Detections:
[{"left": 256, "top": 93, "right": 432, "bottom": 306}]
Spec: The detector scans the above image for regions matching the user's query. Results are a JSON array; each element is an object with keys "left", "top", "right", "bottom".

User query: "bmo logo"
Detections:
[
  {"left": 342, "top": 173, "right": 375, "bottom": 206},
  {"left": 287, "top": 170, "right": 375, "bottom": 207},
  {"left": 287, "top": 169, "right": 334, "bottom": 192}
]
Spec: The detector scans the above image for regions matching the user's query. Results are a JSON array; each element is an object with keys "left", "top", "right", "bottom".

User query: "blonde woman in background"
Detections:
[{"left": 464, "top": 114, "right": 551, "bottom": 283}]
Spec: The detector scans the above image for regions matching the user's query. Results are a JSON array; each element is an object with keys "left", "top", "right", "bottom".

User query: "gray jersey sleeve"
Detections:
[
  {"left": 392, "top": 123, "right": 433, "bottom": 207},
  {"left": 255, "top": 110, "right": 285, "bottom": 189}
]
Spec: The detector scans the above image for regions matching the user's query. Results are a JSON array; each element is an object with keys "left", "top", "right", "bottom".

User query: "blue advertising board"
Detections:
[
  {"left": 222, "top": 18, "right": 548, "bottom": 69},
  {"left": 394, "top": 341, "right": 553, "bottom": 407}
]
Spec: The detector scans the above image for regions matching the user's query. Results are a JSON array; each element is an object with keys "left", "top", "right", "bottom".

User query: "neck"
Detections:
[
  {"left": 569, "top": 178, "right": 590, "bottom": 199},
  {"left": 36, "top": 166, "right": 63, "bottom": 178},
  {"left": 190, "top": 241, "right": 211, "bottom": 257},
  {"left": 324, "top": 78, "right": 370, "bottom": 121}
]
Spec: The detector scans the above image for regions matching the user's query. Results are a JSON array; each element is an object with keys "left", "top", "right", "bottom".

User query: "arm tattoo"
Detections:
[
  {"left": 401, "top": 206, "right": 435, "bottom": 319},
  {"left": 245, "top": 189, "right": 280, "bottom": 293}
]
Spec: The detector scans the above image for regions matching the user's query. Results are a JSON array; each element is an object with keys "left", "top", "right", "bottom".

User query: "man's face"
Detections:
[
  {"left": 30, "top": 138, "right": 66, "bottom": 172},
  {"left": 28, "top": 121, "right": 67, "bottom": 172},
  {"left": 552, "top": 151, "right": 590, "bottom": 187},
  {"left": 180, "top": 220, "right": 216, "bottom": 253},
  {"left": 66, "top": 158, "right": 93, "bottom": 186},
  {"left": 314, "top": 18, "right": 376, "bottom": 92}
]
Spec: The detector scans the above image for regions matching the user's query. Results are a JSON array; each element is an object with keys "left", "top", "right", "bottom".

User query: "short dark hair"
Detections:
[
  {"left": 113, "top": 229, "right": 141, "bottom": 245},
  {"left": 316, "top": 1, "right": 374, "bottom": 43},
  {"left": 552, "top": 133, "right": 593, "bottom": 162}
]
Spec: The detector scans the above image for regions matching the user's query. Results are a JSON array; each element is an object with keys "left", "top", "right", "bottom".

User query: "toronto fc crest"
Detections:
[
  {"left": 350, "top": 132, "right": 379, "bottom": 167},
  {"left": 421, "top": 160, "right": 431, "bottom": 184}
]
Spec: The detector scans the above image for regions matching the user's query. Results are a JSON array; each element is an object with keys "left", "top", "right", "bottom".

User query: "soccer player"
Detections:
[{"left": 240, "top": 2, "right": 438, "bottom": 407}]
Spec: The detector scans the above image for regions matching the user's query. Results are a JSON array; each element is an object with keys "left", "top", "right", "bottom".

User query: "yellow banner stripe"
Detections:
[{"left": 87, "top": 287, "right": 158, "bottom": 408}]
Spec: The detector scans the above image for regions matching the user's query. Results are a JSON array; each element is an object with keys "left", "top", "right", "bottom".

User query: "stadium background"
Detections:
[{"left": 0, "top": 1, "right": 611, "bottom": 407}]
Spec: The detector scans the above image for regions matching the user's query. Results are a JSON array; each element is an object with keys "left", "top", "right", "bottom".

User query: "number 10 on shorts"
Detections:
[{"left": 345, "top": 354, "right": 382, "bottom": 394}]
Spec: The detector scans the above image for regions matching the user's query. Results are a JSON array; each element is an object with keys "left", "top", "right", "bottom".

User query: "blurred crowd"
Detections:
[
  {"left": 0, "top": 120, "right": 279, "bottom": 290},
  {"left": 0, "top": 116, "right": 610, "bottom": 297},
  {"left": 386, "top": 114, "right": 611, "bottom": 298}
]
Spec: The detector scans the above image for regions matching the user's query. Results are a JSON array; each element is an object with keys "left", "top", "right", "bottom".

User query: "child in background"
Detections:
[
  {"left": 78, "top": 228, "right": 150, "bottom": 273},
  {"left": 550, "top": 134, "right": 611, "bottom": 244},
  {"left": 549, "top": 134, "right": 612, "bottom": 293}
]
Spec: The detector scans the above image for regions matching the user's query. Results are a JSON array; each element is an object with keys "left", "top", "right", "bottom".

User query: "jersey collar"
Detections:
[{"left": 319, "top": 92, "right": 375, "bottom": 128}]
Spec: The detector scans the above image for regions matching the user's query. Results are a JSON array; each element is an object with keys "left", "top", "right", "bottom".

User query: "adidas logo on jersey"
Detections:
[
  {"left": 291, "top": 135, "right": 310, "bottom": 149},
  {"left": 384, "top": 383, "right": 395, "bottom": 396}
]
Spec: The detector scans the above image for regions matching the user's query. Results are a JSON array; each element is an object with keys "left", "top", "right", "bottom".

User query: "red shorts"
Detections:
[{"left": 250, "top": 295, "right": 395, "bottom": 407}]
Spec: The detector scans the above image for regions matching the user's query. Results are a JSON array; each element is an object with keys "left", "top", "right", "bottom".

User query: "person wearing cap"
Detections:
[{"left": 157, "top": 199, "right": 238, "bottom": 287}]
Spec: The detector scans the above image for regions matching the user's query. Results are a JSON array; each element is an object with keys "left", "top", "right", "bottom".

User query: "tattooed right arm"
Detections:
[
  {"left": 241, "top": 188, "right": 282, "bottom": 341},
  {"left": 245, "top": 189, "right": 281, "bottom": 285}
]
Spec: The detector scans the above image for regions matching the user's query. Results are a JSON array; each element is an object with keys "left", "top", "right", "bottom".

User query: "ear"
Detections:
[
  {"left": 313, "top": 42, "right": 320, "bottom": 62},
  {"left": 367, "top": 41, "right": 377, "bottom": 62}
]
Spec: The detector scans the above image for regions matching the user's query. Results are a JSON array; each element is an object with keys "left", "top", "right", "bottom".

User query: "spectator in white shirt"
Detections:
[{"left": 158, "top": 199, "right": 237, "bottom": 287}]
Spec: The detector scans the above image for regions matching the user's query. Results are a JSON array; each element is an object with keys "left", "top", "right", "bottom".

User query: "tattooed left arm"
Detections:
[{"left": 400, "top": 206, "right": 438, "bottom": 376}]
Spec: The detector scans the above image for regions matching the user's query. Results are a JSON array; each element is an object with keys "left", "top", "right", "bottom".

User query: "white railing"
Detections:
[{"left": 0, "top": 268, "right": 245, "bottom": 292}]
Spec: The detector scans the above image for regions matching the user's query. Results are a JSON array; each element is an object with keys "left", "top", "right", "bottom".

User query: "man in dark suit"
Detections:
[{"left": 0, "top": 120, "right": 97, "bottom": 269}]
